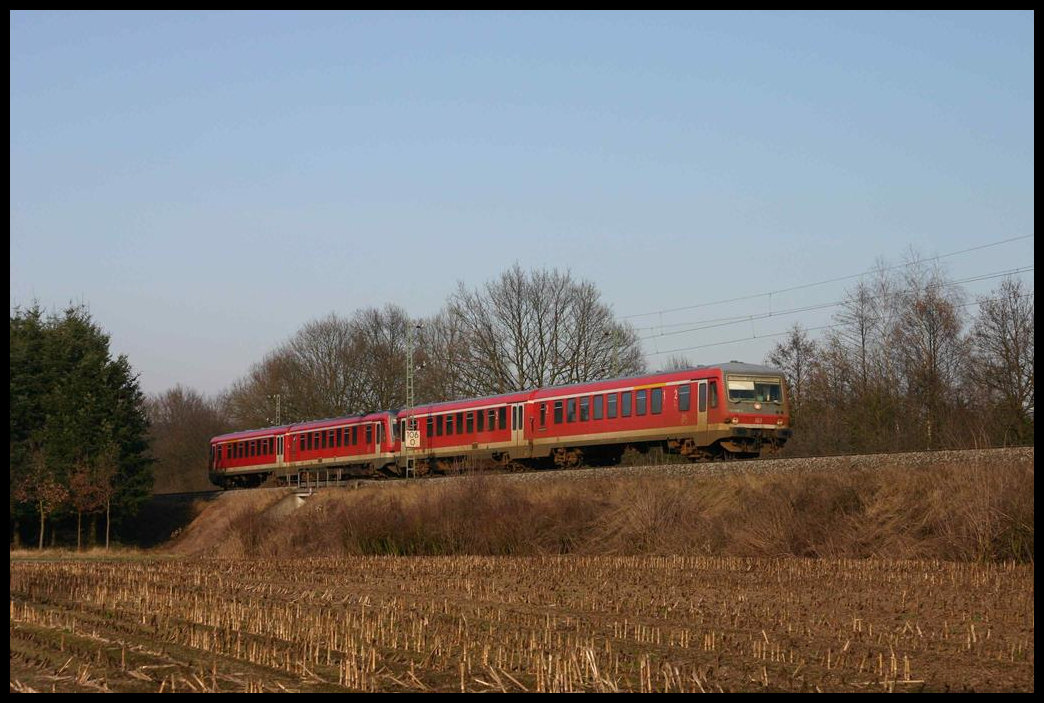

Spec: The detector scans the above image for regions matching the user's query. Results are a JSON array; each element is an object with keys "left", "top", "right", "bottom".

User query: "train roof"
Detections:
[
  {"left": 717, "top": 361, "right": 787, "bottom": 375},
  {"left": 211, "top": 410, "right": 395, "bottom": 443},
  {"left": 401, "top": 388, "right": 531, "bottom": 415}
]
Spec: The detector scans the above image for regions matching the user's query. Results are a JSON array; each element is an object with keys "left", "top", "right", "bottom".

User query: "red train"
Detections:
[{"left": 208, "top": 362, "right": 792, "bottom": 488}]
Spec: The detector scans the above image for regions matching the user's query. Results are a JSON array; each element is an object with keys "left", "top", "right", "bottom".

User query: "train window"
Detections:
[
  {"left": 321, "top": 431, "right": 327, "bottom": 450},
  {"left": 488, "top": 408, "right": 497, "bottom": 430},
  {"left": 678, "top": 384, "right": 691, "bottom": 411},
  {"left": 446, "top": 414, "right": 454, "bottom": 435},
  {"left": 622, "top": 391, "right": 632, "bottom": 417},
  {"left": 457, "top": 412, "right": 464, "bottom": 434},
  {"left": 365, "top": 425, "right": 373, "bottom": 444},
  {"left": 636, "top": 390, "right": 647, "bottom": 415},
  {"left": 476, "top": 410, "right": 484, "bottom": 432},
  {"left": 607, "top": 393, "right": 617, "bottom": 419},
  {"left": 466, "top": 412, "right": 474, "bottom": 433},
  {"left": 426, "top": 416, "right": 434, "bottom": 436},
  {"left": 699, "top": 382, "right": 708, "bottom": 412},
  {"left": 756, "top": 381, "right": 782, "bottom": 403},
  {"left": 593, "top": 395, "right": 603, "bottom": 420},
  {"left": 709, "top": 381, "right": 719, "bottom": 408},
  {"left": 539, "top": 403, "right": 547, "bottom": 427},
  {"left": 498, "top": 406, "right": 507, "bottom": 430},
  {"left": 567, "top": 398, "right": 577, "bottom": 422},
  {"left": 554, "top": 400, "right": 563, "bottom": 424},
  {"left": 436, "top": 415, "right": 444, "bottom": 436},
  {"left": 651, "top": 388, "right": 663, "bottom": 414},
  {"left": 579, "top": 396, "right": 589, "bottom": 421},
  {"left": 312, "top": 431, "right": 320, "bottom": 449},
  {"left": 376, "top": 423, "right": 382, "bottom": 445},
  {"left": 352, "top": 426, "right": 359, "bottom": 445}
]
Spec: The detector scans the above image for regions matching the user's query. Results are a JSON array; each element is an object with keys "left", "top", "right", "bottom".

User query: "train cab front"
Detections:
[{"left": 718, "top": 365, "right": 791, "bottom": 457}]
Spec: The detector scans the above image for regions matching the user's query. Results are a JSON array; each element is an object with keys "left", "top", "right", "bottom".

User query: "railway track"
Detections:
[{"left": 193, "top": 445, "right": 1032, "bottom": 495}]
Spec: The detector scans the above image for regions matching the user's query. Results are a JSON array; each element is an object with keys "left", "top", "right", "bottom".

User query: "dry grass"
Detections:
[{"left": 164, "top": 455, "right": 1033, "bottom": 564}]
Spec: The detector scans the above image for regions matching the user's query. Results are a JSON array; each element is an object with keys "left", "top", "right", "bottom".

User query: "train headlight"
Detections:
[{"left": 776, "top": 419, "right": 784, "bottom": 426}]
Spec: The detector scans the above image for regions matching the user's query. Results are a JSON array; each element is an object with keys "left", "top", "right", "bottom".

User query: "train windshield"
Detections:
[{"left": 726, "top": 376, "right": 783, "bottom": 404}]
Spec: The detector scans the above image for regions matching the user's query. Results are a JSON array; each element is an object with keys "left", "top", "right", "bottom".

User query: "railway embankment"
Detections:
[{"left": 166, "top": 446, "right": 1033, "bottom": 563}]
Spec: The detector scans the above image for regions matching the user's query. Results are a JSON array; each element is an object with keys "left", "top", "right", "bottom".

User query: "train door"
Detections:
[
  {"left": 697, "top": 380, "right": 709, "bottom": 433},
  {"left": 511, "top": 403, "right": 525, "bottom": 446},
  {"left": 276, "top": 435, "right": 284, "bottom": 468}
]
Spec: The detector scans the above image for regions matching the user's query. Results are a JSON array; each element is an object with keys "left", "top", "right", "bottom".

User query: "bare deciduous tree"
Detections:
[
  {"left": 147, "top": 385, "right": 231, "bottom": 493},
  {"left": 766, "top": 323, "right": 818, "bottom": 413},
  {"left": 892, "top": 259, "right": 967, "bottom": 449},
  {"left": 222, "top": 306, "right": 411, "bottom": 428},
  {"left": 968, "top": 277, "right": 1034, "bottom": 444},
  {"left": 448, "top": 264, "right": 643, "bottom": 396}
]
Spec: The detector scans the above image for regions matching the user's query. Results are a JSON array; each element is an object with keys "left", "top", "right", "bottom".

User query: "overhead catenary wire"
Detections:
[
  {"left": 624, "top": 233, "right": 1033, "bottom": 323},
  {"left": 645, "top": 283, "right": 1034, "bottom": 359},
  {"left": 624, "top": 232, "right": 1033, "bottom": 362}
]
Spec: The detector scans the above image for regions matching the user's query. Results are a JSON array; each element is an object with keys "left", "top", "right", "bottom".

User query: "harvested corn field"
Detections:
[{"left": 10, "top": 554, "right": 1033, "bottom": 692}]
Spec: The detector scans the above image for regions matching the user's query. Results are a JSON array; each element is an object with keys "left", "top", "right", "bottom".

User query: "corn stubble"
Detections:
[{"left": 10, "top": 554, "right": 1033, "bottom": 692}]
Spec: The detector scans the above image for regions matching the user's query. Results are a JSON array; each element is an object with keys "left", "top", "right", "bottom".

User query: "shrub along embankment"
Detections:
[{"left": 169, "top": 454, "right": 1033, "bottom": 563}]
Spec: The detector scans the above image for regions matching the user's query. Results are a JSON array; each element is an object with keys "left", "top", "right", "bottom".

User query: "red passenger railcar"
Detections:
[
  {"left": 394, "top": 390, "right": 531, "bottom": 474},
  {"left": 524, "top": 362, "right": 790, "bottom": 467},
  {"left": 209, "top": 411, "right": 397, "bottom": 489}
]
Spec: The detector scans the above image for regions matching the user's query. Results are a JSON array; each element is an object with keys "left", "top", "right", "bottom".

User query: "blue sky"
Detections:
[{"left": 10, "top": 11, "right": 1034, "bottom": 398}]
